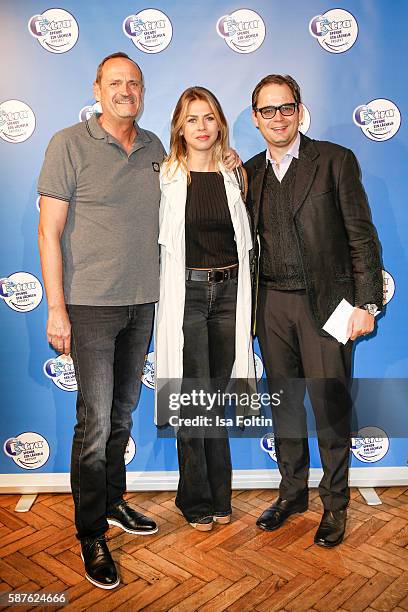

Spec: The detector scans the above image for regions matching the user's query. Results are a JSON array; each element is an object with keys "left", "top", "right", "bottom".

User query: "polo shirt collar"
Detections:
[{"left": 86, "top": 113, "right": 152, "bottom": 147}]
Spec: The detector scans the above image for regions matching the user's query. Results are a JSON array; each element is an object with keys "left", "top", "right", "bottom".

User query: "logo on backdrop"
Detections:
[
  {"left": 300, "top": 104, "right": 311, "bottom": 135},
  {"left": 4, "top": 432, "right": 50, "bottom": 469},
  {"left": 79, "top": 102, "right": 102, "bottom": 122},
  {"left": 124, "top": 436, "right": 136, "bottom": 465},
  {"left": 382, "top": 270, "right": 395, "bottom": 305},
  {"left": 141, "top": 351, "right": 155, "bottom": 390},
  {"left": 260, "top": 433, "right": 277, "bottom": 462},
  {"left": 0, "top": 272, "right": 43, "bottom": 312},
  {"left": 309, "top": 9, "right": 358, "bottom": 53},
  {"left": 28, "top": 8, "right": 79, "bottom": 54},
  {"left": 123, "top": 9, "right": 173, "bottom": 53},
  {"left": 353, "top": 99, "right": 401, "bottom": 141},
  {"left": 216, "top": 9, "right": 266, "bottom": 54},
  {"left": 254, "top": 353, "right": 264, "bottom": 382},
  {"left": 43, "top": 354, "right": 77, "bottom": 392},
  {"left": 0, "top": 100, "right": 36, "bottom": 144},
  {"left": 351, "top": 427, "right": 389, "bottom": 463}
]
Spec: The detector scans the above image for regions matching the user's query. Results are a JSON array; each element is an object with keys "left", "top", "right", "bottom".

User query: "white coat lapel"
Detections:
[
  {"left": 159, "top": 165, "right": 187, "bottom": 258},
  {"left": 220, "top": 167, "right": 252, "bottom": 257}
]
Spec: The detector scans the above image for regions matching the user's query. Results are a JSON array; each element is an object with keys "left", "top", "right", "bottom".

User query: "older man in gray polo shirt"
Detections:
[{"left": 38, "top": 52, "right": 165, "bottom": 590}]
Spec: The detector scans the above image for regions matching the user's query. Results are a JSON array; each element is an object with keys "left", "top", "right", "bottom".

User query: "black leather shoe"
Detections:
[
  {"left": 256, "top": 496, "right": 308, "bottom": 531},
  {"left": 314, "top": 509, "right": 347, "bottom": 547},
  {"left": 81, "top": 535, "right": 119, "bottom": 589},
  {"left": 107, "top": 500, "right": 158, "bottom": 535}
]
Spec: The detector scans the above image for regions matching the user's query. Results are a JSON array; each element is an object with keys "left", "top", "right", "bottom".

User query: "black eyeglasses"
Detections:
[{"left": 253, "top": 102, "right": 298, "bottom": 119}]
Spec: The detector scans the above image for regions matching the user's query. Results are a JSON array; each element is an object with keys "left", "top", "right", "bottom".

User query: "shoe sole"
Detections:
[
  {"left": 84, "top": 572, "right": 120, "bottom": 590},
  {"left": 107, "top": 518, "right": 159, "bottom": 535},
  {"left": 189, "top": 521, "right": 213, "bottom": 531},
  {"left": 174, "top": 507, "right": 214, "bottom": 531},
  {"left": 213, "top": 515, "right": 231, "bottom": 524},
  {"left": 80, "top": 553, "right": 120, "bottom": 590},
  {"left": 257, "top": 506, "right": 308, "bottom": 532}
]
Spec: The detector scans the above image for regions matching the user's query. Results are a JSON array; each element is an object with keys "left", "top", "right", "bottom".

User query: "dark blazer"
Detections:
[{"left": 244, "top": 134, "right": 383, "bottom": 335}]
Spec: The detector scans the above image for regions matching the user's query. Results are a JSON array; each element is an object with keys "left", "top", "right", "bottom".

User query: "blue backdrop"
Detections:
[{"left": 1, "top": 1, "right": 407, "bottom": 488}]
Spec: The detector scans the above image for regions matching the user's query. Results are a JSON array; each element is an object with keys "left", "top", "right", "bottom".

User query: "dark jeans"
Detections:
[
  {"left": 175, "top": 276, "right": 237, "bottom": 523},
  {"left": 67, "top": 303, "right": 154, "bottom": 539},
  {"left": 257, "top": 288, "right": 352, "bottom": 511}
]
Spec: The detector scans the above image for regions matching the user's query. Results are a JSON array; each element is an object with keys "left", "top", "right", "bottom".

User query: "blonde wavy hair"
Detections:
[{"left": 163, "top": 86, "right": 229, "bottom": 181}]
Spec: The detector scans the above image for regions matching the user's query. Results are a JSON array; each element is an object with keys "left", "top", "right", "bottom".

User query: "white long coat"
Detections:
[{"left": 154, "top": 162, "right": 256, "bottom": 423}]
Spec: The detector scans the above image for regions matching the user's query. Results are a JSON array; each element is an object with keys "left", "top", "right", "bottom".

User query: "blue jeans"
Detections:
[
  {"left": 175, "top": 276, "right": 237, "bottom": 523},
  {"left": 67, "top": 303, "right": 154, "bottom": 539}
]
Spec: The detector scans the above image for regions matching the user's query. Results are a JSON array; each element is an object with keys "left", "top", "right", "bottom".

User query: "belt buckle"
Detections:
[{"left": 213, "top": 270, "right": 224, "bottom": 283}]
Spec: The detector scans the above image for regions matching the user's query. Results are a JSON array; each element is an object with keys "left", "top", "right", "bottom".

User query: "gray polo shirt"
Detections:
[{"left": 38, "top": 114, "right": 165, "bottom": 306}]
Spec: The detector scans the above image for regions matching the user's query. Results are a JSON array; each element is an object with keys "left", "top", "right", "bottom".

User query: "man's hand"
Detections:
[
  {"left": 347, "top": 307, "right": 375, "bottom": 341},
  {"left": 223, "top": 148, "right": 242, "bottom": 171},
  {"left": 47, "top": 305, "right": 71, "bottom": 355}
]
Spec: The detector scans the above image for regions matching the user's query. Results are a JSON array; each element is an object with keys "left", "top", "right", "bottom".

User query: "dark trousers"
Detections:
[
  {"left": 175, "top": 277, "right": 237, "bottom": 523},
  {"left": 257, "top": 288, "right": 352, "bottom": 511},
  {"left": 67, "top": 303, "right": 154, "bottom": 539}
]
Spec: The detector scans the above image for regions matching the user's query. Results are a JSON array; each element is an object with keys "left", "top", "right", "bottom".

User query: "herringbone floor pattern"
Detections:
[{"left": 0, "top": 487, "right": 407, "bottom": 611}]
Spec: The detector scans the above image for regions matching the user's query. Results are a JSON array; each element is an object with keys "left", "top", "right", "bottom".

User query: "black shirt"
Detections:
[{"left": 185, "top": 171, "right": 238, "bottom": 268}]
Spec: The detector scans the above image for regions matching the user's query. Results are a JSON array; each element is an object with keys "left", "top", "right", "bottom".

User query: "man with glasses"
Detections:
[{"left": 245, "top": 74, "right": 383, "bottom": 547}]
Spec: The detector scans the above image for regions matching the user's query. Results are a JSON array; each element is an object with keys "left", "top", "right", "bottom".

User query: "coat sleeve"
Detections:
[
  {"left": 243, "top": 161, "right": 255, "bottom": 227},
  {"left": 243, "top": 160, "right": 260, "bottom": 335},
  {"left": 337, "top": 148, "right": 384, "bottom": 309},
  {"left": 158, "top": 172, "right": 172, "bottom": 251}
]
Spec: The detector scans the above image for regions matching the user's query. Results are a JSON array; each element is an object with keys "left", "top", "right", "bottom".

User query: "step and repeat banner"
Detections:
[{"left": 1, "top": 1, "right": 407, "bottom": 490}]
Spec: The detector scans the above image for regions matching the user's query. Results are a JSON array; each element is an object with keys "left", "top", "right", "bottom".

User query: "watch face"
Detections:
[{"left": 366, "top": 304, "right": 378, "bottom": 315}]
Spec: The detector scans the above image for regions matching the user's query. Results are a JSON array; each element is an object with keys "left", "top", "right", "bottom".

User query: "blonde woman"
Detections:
[{"left": 156, "top": 87, "right": 255, "bottom": 530}]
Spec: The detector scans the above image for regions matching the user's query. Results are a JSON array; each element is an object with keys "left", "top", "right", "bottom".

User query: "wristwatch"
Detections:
[{"left": 362, "top": 303, "right": 379, "bottom": 316}]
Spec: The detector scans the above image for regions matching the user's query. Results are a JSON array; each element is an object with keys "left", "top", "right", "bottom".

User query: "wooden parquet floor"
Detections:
[{"left": 0, "top": 487, "right": 408, "bottom": 611}]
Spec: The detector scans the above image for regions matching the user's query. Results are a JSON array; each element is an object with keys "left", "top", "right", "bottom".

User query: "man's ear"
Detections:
[
  {"left": 93, "top": 81, "right": 100, "bottom": 102},
  {"left": 252, "top": 109, "right": 259, "bottom": 129},
  {"left": 298, "top": 103, "right": 304, "bottom": 125}
]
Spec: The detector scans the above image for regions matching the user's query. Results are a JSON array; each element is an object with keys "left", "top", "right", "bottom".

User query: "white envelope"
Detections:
[{"left": 322, "top": 299, "right": 355, "bottom": 344}]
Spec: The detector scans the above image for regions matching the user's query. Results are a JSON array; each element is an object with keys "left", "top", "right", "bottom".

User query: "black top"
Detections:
[{"left": 185, "top": 171, "right": 238, "bottom": 268}]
